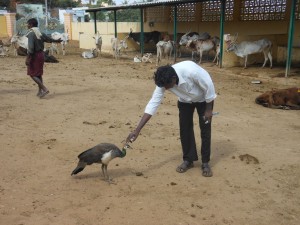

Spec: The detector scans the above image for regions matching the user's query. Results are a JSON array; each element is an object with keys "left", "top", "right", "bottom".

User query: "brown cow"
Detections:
[{"left": 255, "top": 87, "right": 300, "bottom": 110}]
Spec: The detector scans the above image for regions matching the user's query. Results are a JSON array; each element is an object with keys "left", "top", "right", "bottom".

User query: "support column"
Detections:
[
  {"left": 63, "top": 13, "right": 73, "bottom": 40},
  {"left": 5, "top": 13, "right": 16, "bottom": 37}
]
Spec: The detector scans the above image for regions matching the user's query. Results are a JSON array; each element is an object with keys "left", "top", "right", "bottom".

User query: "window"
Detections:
[
  {"left": 170, "top": 3, "right": 197, "bottom": 22},
  {"left": 201, "top": 0, "right": 234, "bottom": 22},
  {"left": 240, "top": 0, "right": 286, "bottom": 21}
]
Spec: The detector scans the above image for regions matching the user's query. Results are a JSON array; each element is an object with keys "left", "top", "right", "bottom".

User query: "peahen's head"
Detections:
[{"left": 120, "top": 143, "right": 132, "bottom": 158}]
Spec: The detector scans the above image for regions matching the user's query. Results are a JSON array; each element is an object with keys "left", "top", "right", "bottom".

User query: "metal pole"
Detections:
[
  {"left": 173, "top": 5, "right": 177, "bottom": 63},
  {"left": 219, "top": 0, "right": 226, "bottom": 68},
  {"left": 114, "top": 10, "right": 117, "bottom": 38},
  {"left": 140, "top": 8, "right": 144, "bottom": 55},
  {"left": 45, "top": 0, "right": 48, "bottom": 27},
  {"left": 93, "top": 11, "right": 97, "bottom": 34},
  {"left": 285, "top": 0, "right": 296, "bottom": 77}
]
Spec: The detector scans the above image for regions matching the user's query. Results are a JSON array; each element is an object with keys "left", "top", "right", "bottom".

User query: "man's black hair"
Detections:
[
  {"left": 27, "top": 18, "right": 38, "bottom": 27},
  {"left": 154, "top": 65, "right": 177, "bottom": 87}
]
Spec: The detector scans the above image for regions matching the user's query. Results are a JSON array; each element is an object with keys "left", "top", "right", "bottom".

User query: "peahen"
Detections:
[{"left": 71, "top": 143, "right": 131, "bottom": 183}]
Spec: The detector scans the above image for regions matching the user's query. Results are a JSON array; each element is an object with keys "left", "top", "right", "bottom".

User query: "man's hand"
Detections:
[
  {"left": 126, "top": 130, "right": 140, "bottom": 143},
  {"left": 55, "top": 38, "right": 63, "bottom": 43}
]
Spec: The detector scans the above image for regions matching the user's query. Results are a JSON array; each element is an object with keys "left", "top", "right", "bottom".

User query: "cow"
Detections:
[
  {"left": 162, "top": 33, "right": 186, "bottom": 57},
  {"left": 93, "top": 31, "right": 102, "bottom": 56},
  {"left": 186, "top": 36, "right": 220, "bottom": 64},
  {"left": 156, "top": 40, "right": 174, "bottom": 66},
  {"left": 111, "top": 36, "right": 129, "bottom": 59},
  {"left": 81, "top": 48, "right": 98, "bottom": 59},
  {"left": 226, "top": 34, "right": 273, "bottom": 69},
  {"left": 0, "top": 45, "right": 9, "bottom": 57},
  {"left": 128, "top": 28, "right": 161, "bottom": 45},
  {"left": 255, "top": 87, "right": 300, "bottom": 110},
  {"left": 11, "top": 34, "right": 28, "bottom": 56},
  {"left": 179, "top": 31, "right": 211, "bottom": 60},
  {"left": 51, "top": 31, "right": 69, "bottom": 56},
  {"left": 142, "top": 53, "right": 153, "bottom": 63}
]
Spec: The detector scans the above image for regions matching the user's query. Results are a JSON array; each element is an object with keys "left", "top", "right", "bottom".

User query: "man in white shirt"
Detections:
[{"left": 126, "top": 61, "right": 217, "bottom": 177}]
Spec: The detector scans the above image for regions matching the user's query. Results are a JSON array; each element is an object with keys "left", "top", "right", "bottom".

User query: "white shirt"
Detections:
[{"left": 145, "top": 61, "right": 217, "bottom": 115}]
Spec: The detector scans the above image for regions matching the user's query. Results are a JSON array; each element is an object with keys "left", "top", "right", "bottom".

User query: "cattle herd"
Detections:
[
  {"left": 1, "top": 28, "right": 275, "bottom": 69},
  {"left": 0, "top": 29, "right": 299, "bottom": 109}
]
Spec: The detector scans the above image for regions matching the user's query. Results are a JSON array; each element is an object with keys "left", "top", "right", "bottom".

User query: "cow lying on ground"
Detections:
[
  {"left": 255, "top": 87, "right": 300, "bottom": 110},
  {"left": 142, "top": 53, "right": 153, "bottom": 63},
  {"left": 44, "top": 50, "right": 59, "bottom": 63},
  {"left": 81, "top": 48, "right": 98, "bottom": 59}
]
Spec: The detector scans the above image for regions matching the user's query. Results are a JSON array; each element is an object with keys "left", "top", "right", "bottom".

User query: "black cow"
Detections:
[{"left": 128, "top": 28, "right": 161, "bottom": 45}]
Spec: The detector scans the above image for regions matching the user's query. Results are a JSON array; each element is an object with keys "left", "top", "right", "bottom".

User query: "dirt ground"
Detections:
[{"left": 0, "top": 42, "right": 300, "bottom": 225}]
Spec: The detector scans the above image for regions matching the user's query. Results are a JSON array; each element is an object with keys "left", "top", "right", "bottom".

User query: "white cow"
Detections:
[
  {"left": 93, "top": 31, "right": 102, "bottom": 56},
  {"left": 51, "top": 31, "right": 69, "bottom": 56},
  {"left": 156, "top": 40, "right": 174, "bottom": 66},
  {"left": 81, "top": 48, "right": 98, "bottom": 59},
  {"left": 10, "top": 34, "right": 28, "bottom": 56},
  {"left": 111, "top": 36, "right": 129, "bottom": 59},
  {"left": 0, "top": 45, "right": 9, "bottom": 57},
  {"left": 226, "top": 34, "right": 273, "bottom": 68}
]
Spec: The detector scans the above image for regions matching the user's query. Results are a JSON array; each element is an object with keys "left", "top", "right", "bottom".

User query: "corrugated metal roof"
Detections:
[{"left": 86, "top": 0, "right": 210, "bottom": 12}]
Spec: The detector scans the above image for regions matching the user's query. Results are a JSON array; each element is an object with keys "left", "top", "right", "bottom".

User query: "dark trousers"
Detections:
[{"left": 177, "top": 101, "right": 213, "bottom": 163}]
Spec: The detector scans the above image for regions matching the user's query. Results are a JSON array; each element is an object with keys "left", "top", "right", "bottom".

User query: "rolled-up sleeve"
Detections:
[
  {"left": 193, "top": 72, "right": 217, "bottom": 103},
  {"left": 144, "top": 86, "right": 165, "bottom": 115}
]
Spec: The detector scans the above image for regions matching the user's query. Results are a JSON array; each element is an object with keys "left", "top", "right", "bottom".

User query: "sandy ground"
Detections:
[{"left": 0, "top": 42, "right": 300, "bottom": 225}]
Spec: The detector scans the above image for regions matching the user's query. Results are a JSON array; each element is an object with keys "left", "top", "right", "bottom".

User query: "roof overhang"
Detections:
[{"left": 86, "top": 0, "right": 211, "bottom": 12}]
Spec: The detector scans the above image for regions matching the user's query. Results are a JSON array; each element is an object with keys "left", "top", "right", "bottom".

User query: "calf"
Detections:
[
  {"left": 81, "top": 48, "right": 98, "bottom": 59},
  {"left": 142, "top": 53, "right": 153, "bottom": 63},
  {"left": 226, "top": 34, "right": 272, "bottom": 68},
  {"left": 255, "top": 87, "right": 300, "bottom": 110},
  {"left": 51, "top": 31, "right": 69, "bottom": 55},
  {"left": 156, "top": 40, "right": 174, "bottom": 66},
  {"left": 111, "top": 36, "right": 128, "bottom": 59}
]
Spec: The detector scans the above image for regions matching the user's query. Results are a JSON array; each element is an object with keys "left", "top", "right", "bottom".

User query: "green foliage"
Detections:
[
  {"left": 116, "top": 8, "right": 140, "bottom": 22},
  {"left": 0, "top": 0, "right": 10, "bottom": 9},
  {"left": 89, "top": 0, "right": 140, "bottom": 22},
  {"left": 50, "top": 0, "right": 80, "bottom": 8}
]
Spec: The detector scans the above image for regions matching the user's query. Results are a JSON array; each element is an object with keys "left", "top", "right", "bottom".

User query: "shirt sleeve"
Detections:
[
  {"left": 144, "top": 86, "right": 165, "bottom": 115},
  {"left": 193, "top": 71, "right": 217, "bottom": 103},
  {"left": 41, "top": 33, "right": 55, "bottom": 43}
]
